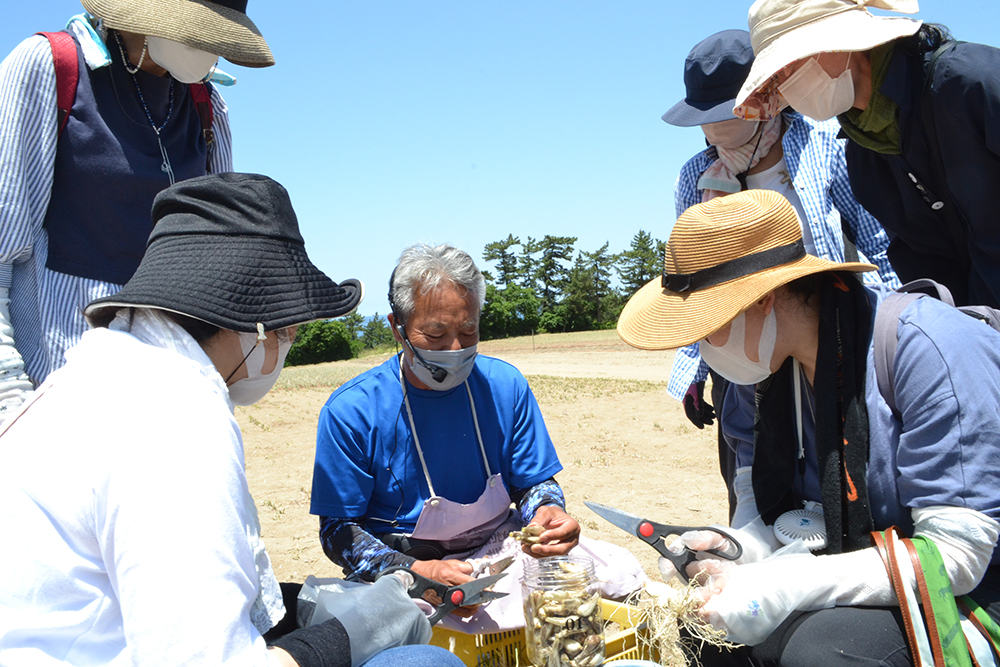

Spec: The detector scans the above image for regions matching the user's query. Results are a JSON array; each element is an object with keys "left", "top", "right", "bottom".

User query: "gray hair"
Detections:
[{"left": 389, "top": 244, "right": 486, "bottom": 326}]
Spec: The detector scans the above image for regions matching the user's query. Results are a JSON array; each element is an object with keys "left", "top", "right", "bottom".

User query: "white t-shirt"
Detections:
[
  {"left": 0, "top": 319, "right": 277, "bottom": 666},
  {"left": 746, "top": 156, "right": 818, "bottom": 256}
]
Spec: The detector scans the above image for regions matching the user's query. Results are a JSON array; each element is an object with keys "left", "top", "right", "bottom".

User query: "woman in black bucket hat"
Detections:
[{"left": 0, "top": 173, "right": 464, "bottom": 667}]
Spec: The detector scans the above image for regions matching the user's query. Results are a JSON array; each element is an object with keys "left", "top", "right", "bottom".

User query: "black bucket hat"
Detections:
[
  {"left": 85, "top": 173, "right": 363, "bottom": 332},
  {"left": 661, "top": 29, "right": 754, "bottom": 127}
]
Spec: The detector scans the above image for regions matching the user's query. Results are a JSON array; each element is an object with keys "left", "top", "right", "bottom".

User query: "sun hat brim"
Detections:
[
  {"left": 84, "top": 235, "right": 362, "bottom": 332},
  {"left": 82, "top": 0, "right": 274, "bottom": 68},
  {"left": 734, "top": 10, "right": 920, "bottom": 114},
  {"left": 661, "top": 95, "right": 741, "bottom": 127},
  {"left": 617, "top": 255, "right": 876, "bottom": 351}
]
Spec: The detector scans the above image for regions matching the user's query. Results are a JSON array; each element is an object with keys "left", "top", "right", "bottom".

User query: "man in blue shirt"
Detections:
[{"left": 311, "top": 243, "right": 580, "bottom": 589}]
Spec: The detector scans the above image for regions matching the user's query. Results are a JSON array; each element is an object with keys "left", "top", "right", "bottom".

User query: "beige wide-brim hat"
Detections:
[
  {"left": 617, "top": 190, "right": 876, "bottom": 351},
  {"left": 733, "top": 0, "right": 921, "bottom": 115},
  {"left": 82, "top": 0, "right": 274, "bottom": 67}
]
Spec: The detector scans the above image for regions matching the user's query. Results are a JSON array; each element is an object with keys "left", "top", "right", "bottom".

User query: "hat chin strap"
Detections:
[{"left": 662, "top": 240, "right": 805, "bottom": 293}]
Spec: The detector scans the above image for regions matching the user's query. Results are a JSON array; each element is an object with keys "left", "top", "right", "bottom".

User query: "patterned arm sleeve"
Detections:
[
  {"left": 667, "top": 344, "right": 711, "bottom": 401},
  {"left": 511, "top": 478, "right": 565, "bottom": 525},
  {"left": 673, "top": 152, "right": 709, "bottom": 218},
  {"left": 319, "top": 516, "right": 415, "bottom": 583},
  {"left": 665, "top": 151, "right": 714, "bottom": 400}
]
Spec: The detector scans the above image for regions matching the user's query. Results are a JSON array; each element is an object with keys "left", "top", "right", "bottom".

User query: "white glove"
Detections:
[
  {"left": 657, "top": 516, "right": 781, "bottom": 583},
  {"left": 308, "top": 572, "right": 432, "bottom": 667},
  {"left": 0, "top": 287, "right": 33, "bottom": 421},
  {"left": 698, "top": 543, "right": 893, "bottom": 645}
]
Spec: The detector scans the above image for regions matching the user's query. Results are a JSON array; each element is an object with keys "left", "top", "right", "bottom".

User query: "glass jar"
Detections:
[{"left": 521, "top": 555, "right": 605, "bottom": 667}]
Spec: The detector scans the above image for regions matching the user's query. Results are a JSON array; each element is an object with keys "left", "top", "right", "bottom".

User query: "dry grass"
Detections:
[{"left": 524, "top": 375, "right": 668, "bottom": 403}]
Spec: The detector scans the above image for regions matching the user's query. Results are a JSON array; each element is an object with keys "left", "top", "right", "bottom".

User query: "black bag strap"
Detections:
[
  {"left": 873, "top": 291, "right": 923, "bottom": 421},
  {"left": 873, "top": 279, "right": 956, "bottom": 420},
  {"left": 840, "top": 213, "right": 860, "bottom": 263}
]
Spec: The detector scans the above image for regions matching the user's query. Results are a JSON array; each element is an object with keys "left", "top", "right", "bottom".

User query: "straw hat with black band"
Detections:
[
  {"left": 733, "top": 0, "right": 921, "bottom": 119},
  {"left": 81, "top": 0, "right": 274, "bottom": 68},
  {"left": 85, "top": 172, "right": 363, "bottom": 332},
  {"left": 617, "top": 189, "right": 875, "bottom": 351}
]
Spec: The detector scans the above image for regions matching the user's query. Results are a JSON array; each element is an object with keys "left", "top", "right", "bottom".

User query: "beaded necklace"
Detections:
[{"left": 114, "top": 31, "right": 176, "bottom": 184}]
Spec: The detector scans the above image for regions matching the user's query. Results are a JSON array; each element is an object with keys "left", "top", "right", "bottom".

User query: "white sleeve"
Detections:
[
  {"left": 912, "top": 505, "right": 999, "bottom": 595},
  {"left": 104, "top": 393, "right": 271, "bottom": 666},
  {"left": 824, "top": 505, "right": 999, "bottom": 606},
  {"left": 0, "top": 287, "right": 34, "bottom": 418},
  {"left": 730, "top": 466, "right": 758, "bottom": 529}
]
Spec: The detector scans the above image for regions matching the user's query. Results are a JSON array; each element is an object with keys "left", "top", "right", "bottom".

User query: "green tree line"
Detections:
[
  {"left": 285, "top": 229, "right": 663, "bottom": 365},
  {"left": 285, "top": 310, "right": 394, "bottom": 367},
  {"left": 480, "top": 230, "right": 664, "bottom": 339}
]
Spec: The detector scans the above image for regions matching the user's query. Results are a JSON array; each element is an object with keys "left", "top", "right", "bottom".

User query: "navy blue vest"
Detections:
[{"left": 43, "top": 34, "right": 209, "bottom": 284}]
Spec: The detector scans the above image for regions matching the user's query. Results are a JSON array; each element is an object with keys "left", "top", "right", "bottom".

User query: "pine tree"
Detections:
[
  {"left": 615, "top": 229, "right": 664, "bottom": 295},
  {"left": 483, "top": 234, "right": 521, "bottom": 288}
]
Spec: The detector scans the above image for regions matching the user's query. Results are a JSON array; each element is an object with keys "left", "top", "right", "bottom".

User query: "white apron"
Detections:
[{"left": 401, "top": 366, "right": 512, "bottom": 553}]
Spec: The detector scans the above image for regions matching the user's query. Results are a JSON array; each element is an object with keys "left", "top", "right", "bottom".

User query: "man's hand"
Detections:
[
  {"left": 523, "top": 505, "right": 581, "bottom": 557},
  {"left": 409, "top": 558, "right": 473, "bottom": 588},
  {"left": 407, "top": 559, "right": 478, "bottom": 615},
  {"left": 682, "top": 381, "right": 715, "bottom": 429}
]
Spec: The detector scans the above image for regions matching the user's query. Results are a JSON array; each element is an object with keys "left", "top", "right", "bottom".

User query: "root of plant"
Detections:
[{"left": 622, "top": 579, "right": 740, "bottom": 667}]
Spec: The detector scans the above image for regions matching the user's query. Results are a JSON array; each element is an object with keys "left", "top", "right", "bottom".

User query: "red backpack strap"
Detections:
[
  {"left": 188, "top": 82, "right": 215, "bottom": 172},
  {"left": 36, "top": 31, "right": 79, "bottom": 138}
]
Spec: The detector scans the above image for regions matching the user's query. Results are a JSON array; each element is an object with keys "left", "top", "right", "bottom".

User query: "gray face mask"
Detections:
[{"left": 406, "top": 343, "right": 478, "bottom": 391}]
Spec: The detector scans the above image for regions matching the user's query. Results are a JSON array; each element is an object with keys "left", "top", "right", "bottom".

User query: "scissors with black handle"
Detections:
[
  {"left": 584, "top": 501, "right": 742, "bottom": 584},
  {"left": 376, "top": 565, "right": 509, "bottom": 626}
]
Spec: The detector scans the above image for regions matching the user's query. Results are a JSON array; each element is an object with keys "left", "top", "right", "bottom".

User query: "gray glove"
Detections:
[{"left": 309, "top": 573, "right": 431, "bottom": 667}]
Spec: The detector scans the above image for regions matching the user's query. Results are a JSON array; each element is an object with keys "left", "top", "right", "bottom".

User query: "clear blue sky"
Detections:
[{"left": 5, "top": 1, "right": 999, "bottom": 316}]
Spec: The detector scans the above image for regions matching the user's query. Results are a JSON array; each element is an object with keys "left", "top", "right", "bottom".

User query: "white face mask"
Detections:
[
  {"left": 702, "top": 118, "right": 761, "bottom": 150},
  {"left": 778, "top": 54, "right": 855, "bottom": 122},
  {"left": 228, "top": 331, "right": 292, "bottom": 406},
  {"left": 700, "top": 309, "right": 777, "bottom": 385},
  {"left": 147, "top": 36, "right": 218, "bottom": 84},
  {"left": 407, "top": 343, "right": 478, "bottom": 391}
]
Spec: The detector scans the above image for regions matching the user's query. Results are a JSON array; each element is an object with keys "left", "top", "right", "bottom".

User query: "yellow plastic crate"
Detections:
[{"left": 429, "top": 599, "right": 655, "bottom": 666}]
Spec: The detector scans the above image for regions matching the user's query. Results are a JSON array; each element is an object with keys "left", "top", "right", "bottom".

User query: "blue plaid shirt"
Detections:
[{"left": 666, "top": 112, "right": 900, "bottom": 400}]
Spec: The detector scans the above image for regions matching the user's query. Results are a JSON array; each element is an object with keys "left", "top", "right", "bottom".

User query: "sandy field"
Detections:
[{"left": 239, "top": 330, "right": 729, "bottom": 583}]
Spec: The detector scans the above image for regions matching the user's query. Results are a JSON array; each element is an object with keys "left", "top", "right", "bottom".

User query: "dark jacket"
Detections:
[{"left": 844, "top": 36, "right": 1000, "bottom": 307}]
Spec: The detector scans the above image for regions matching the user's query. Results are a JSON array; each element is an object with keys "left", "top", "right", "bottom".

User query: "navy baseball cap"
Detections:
[{"left": 661, "top": 29, "right": 755, "bottom": 127}]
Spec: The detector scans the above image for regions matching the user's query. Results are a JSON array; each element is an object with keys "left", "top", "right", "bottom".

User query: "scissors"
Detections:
[
  {"left": 468, "top": 553, "right": 517, "bottom": 577},
  {"left": 376, "top": 566, "right": 509, "bottom": 625},
  {"left": 584, "top": 501, "right": 742, "bottom": 584}
]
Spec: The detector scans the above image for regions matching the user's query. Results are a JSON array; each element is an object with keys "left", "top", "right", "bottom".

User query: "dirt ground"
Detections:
[{"left": 239, "top": 330, "right": 729, "bottom": 583}]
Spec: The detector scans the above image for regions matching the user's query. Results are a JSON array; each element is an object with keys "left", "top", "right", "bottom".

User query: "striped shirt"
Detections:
[
  {"left": 666, "top": 112, "right": 900, "bottom": 400},
  {"left": 0, "top": 19, "right": 233, "bottom": 393}
]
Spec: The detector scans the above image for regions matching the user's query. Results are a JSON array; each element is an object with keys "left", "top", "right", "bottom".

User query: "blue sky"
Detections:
[{"left": 6, "top": 1, "right": 999, "bottom": 316}]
